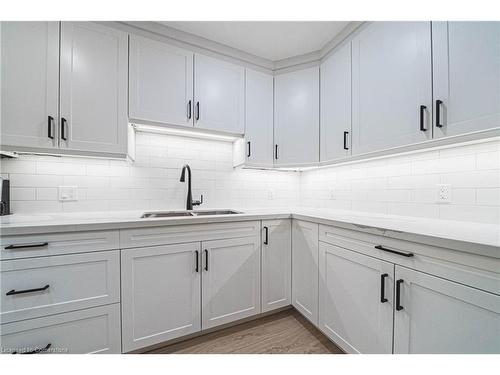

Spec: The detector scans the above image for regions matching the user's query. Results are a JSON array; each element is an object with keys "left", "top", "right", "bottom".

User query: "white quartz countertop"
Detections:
[{"left": 1, "top": 208, "right": 498, "bottom": 256}]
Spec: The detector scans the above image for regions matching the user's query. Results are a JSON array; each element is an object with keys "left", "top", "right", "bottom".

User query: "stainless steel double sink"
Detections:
[{"left": 141, "top": 210, "right": 242, "bottom": 219}]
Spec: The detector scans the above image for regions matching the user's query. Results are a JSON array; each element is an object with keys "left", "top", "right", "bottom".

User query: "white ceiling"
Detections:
[{"left": 158, "top": 21, "right": 350, "bottom": 61}]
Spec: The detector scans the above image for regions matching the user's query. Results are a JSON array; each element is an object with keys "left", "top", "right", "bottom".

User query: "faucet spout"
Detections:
[{"left": 180, "top": 165, "right": 193, "bottom": 210}]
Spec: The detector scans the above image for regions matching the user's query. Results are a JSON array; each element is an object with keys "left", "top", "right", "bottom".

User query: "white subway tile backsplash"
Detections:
[{"left": 476, "top": 188, "right": 500, "bottom": 206}]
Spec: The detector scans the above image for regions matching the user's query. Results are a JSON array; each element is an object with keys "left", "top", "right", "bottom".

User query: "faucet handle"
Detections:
[{"left": 192, "top": 194, "right": 203, "bottom": 206}]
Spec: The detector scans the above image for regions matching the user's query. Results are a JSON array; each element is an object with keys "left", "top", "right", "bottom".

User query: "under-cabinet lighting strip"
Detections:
[{"left": 131, "top": 123, "right": 241, "bottom": 142}]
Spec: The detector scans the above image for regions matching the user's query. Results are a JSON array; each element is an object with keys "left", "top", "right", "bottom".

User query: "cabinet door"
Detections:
[
  {"left": 274, "top": 67, "right": 320, "bottom": 165},
  {"left": 245, "top": 69, "right": 274, "bottom": 165},
  {"left": 433, "top": 22, "right": 500, "bottom": 137},
  {"left": 201, "top": 236, "right": 261, "bottom": 329},
  {"left": 194, "top": 54, "right": 245, "bottom": 134},
  {"left": 1, "top": 21, "right": 59, "bottom": 149},
  {"left": 129, "top": 35, "right": 194, "bottom": 127},
  {"left": 292, "top": 220, "right": 319, "bottom": 325},
  {"left": 352, "top": 22, "right": 432, "bottom": 155},
  {"left": 60, "top": 22, "right": 128, "bottom": 155},
  {"left": 394, "top": 266, "right": 500, "bottom": 354},
  {"left": 262, "top": 219, "right": 291, "bottom": 312},
  {"left": 121, "top": 243, "right": 201, "bottom": 353},
  {"left": 320, "top": 42, "right": 352, "bottom": 162},
  {"left": 318, "top": 242, "right": 394, "bottom": 353}
]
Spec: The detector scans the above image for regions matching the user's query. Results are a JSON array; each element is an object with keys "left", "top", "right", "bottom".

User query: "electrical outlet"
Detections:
[
  {"left": 267, "top": 188, "right": 275, "bottom": 200},
  {"left": 58, "top": 186, "right": 78, "bottom": 202},
  {"left": 436, "top": 184, "right": 451, "bottom": 204},
  {"left": 329, "top": 188, "right": 336, "bottom": 200}
]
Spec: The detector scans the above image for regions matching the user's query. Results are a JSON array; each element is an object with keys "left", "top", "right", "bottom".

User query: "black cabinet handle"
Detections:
[
  {"left": 419, "top": 105, "right": 427, "bottom": 132},
  {"left": 396, "top": 279, "right": 404, "bottom": 311},
  {"left": 196, "top": 102, "right": 200, "bottom": 121},
  {"left": 187, "top": 100, "right": 192, "bottom": 120},
  {"left": 6, "top": 284, "right": 50, "bottom": 296},
  {"left": 247, "top": 141, "right": 251, "bottom": 158},
  {"left": 435, "top": 99, "right": 443, "bottom": 128},
  {"left": 380, "top": 273, "right": 389, "bottom": 303},
  {"left": 195, "top": 250, "right": 199, "bottom": 272},
  {"left": 47, "top": 116, "right": 54, "bottom": 139},
  {"left": 12, "top": 343, "right": 51, "bottom": 354},
  {"left": 275, "top": 144, "right": 279, "bottom": 160},
  {"left": 204, "top": 249, "right": 208, "bottom": 271},
  {"left": 375, "top": 245, "right": 414, "bottom": 258},
  {"left": 343, "top": 131, "right": 349, "bottom": 150},
  {"left": 5, "top": 242, "right": 48, "bottom": 250},
  {"left": 61, "top": 117, "right": 67, "bottom": 141},
  {"left": 263, "top": 226, "right": 269, "bottom": 245}
]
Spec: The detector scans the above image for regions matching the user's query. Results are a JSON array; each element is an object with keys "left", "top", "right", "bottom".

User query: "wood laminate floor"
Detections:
[{"left": 146, "top": 309, "right": 344, "bottom": 354}]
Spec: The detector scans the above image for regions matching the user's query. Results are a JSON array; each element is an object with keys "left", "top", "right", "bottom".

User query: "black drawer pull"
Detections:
[
  {"left": 195, "top": 250, "right": 199, "bottom": 273},
  {"left": 419, "top": 105, "right": 427, "bottom": 132},
  {"left": 5, "top": 242, "right": 49, "bottom": 250},
  {"left": 343, "top": 131, "right": 349, "bottom": 150},
  {"left": 275, "top": 144, "right": 279, "bottom": 160},
  {"left": 380, "top": 273, "right": 389, "bottom": 303},
  {"left": 196, "top": 102, "right": 200, "bottom": 121},
  {"left": 61, "top": 117, "right": 68, "bottom": 141},
  {"left": 187, "top": 100, "right": 192, "bottom": 120},
  {"left": 12, "top": 343, "right": 52, "bottom": 354},
  {"left": 204, "top": 249, "right": 209, "bottom": 271},
  {"left": 47, "top": 116, "right": 54, "bottom": 139},
  {"left": 247, "top": 141, "right": 251, "bottom": 158},
  {"left": 396, "top": 279, "right": 404, "bottom": 311},
  {"left": 7, "top": 284, "right": 50, "bottom": 296},
  {"left": 435, "top": 99, "right": 443, "bottom": 128},
  {"left": 375, "top": 245, "right": 414, "bottom": 258},
  {"left": 263, "top": 226, "right": 269, "bottom": 245}
]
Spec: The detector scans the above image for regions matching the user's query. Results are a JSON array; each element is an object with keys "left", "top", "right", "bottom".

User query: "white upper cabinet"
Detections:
[
  {"left": 351, "top": 22, "right": 433, "bottom": 155},
  {"left": 129, "top": 35, "right": 194, "bottom": 127},
  {"left": 394, "top": 266, "right": 500, "bottom": 354},
  {"left": 59, "top": 22, "right": 128, "bottom": 155},
  {"left": 194, "top": 54, "right": 245, "bottom": 134},
  {"left": 274, "top": 67, "right": 320, "bottom": 165},
  {"left": 1, "top": 22, "right": 60, "bottom": 149},
  {"left": 245, "top": 69, "right": 274, "bottom": 165},
  {"left": 432, "top": 22, "right": 500, "bottom": 137},
  {"left": 320, "top": 42, "right": 352, "bottom": 162}
]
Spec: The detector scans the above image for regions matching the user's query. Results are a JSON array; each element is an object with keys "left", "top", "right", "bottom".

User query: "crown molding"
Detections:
[{"left": 108, "top": 21, "right": 366, "bottom": 73}]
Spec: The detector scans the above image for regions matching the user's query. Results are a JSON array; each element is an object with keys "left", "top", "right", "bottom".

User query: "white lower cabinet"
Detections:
[
  {"left": 120, "top": 242, "right": 201, "bottom": 353},
  {"left": 292, "top": 220, "right": 319, "bottom": 325},
  {"left": 1, "top": 304, "right": 121, "bottom": 354},
  {"left": 318, "top": 242, "right": 394, "bottom": 353},
  {"left": 201, "top": 236, "right": 261, "bottom": 329},
  {"left": 393, "top": 266, "right": 500, "bottom": 354},
  {"left": 262, "top": 220, "right": 292, "bottom": 312}
]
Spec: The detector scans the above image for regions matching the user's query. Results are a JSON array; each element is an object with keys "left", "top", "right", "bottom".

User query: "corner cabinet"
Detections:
[
  {"left": 320, "top": 42, "right": 352, "bottom": 162},
  {"left": 128, "top": 35, "right": 194, "bottom": 128},
  {"left": 351, "top": 22, "right": 432, "bottom": 155},
  {"left": 432, "top": 22, "right": 500, "bottom": 138},
  {"left": 194, "top": 54, "right": 245, "bottom": 134},
  {"left": 291, "top": 220, "right": 319, "bottom": 325},
  {"left": 274, "top": 67, "right": 320, "bottom": 166},
  {"left": 1, "top": 21, "right": 128, "bottom": 157},
  {"left": 244, "top": 69, "right": 274, "bottom": 166}
]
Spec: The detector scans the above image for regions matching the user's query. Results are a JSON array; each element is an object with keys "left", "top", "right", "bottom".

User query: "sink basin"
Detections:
[
  {"left": 192, "top": 210, "right": 242, "bottom": 216},
  {"left": 141, "top": 210, "right": 241, "bottom": 218}
]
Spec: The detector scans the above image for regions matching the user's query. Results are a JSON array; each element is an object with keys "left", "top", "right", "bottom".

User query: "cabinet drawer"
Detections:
[
  {"left": 0, "top": 304, "right": 121, "bottom": 354},
  {"left": 1, "top": 251, "right": 120, "bottom": 323},
  {"left": 0, "top": 230, "right": 119, "bottom": 260},
  {"left": 120, "top": 221, "right": 260, "bottom": 249},
  {"left": 319, "top": 224, "right": 500, "bottom": 296}
]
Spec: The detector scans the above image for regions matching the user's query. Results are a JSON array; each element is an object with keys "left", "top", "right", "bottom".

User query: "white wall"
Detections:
[
  {"left": 300, "top": 138, "right": 500, "bottom": 224},
  {"left": 1, "top": 133, "right": 499, "bottom": 224},
  {"left": 0, "top": 132, "right": 300, "bottom": 213}
]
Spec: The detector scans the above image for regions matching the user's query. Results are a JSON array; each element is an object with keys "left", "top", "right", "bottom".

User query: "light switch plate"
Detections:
[
  {"left": 58, "top": 186, "right": 78, "bottom": 202},
  {"left": 436, "top": 184, "right": 451, "bottom": 204}
]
